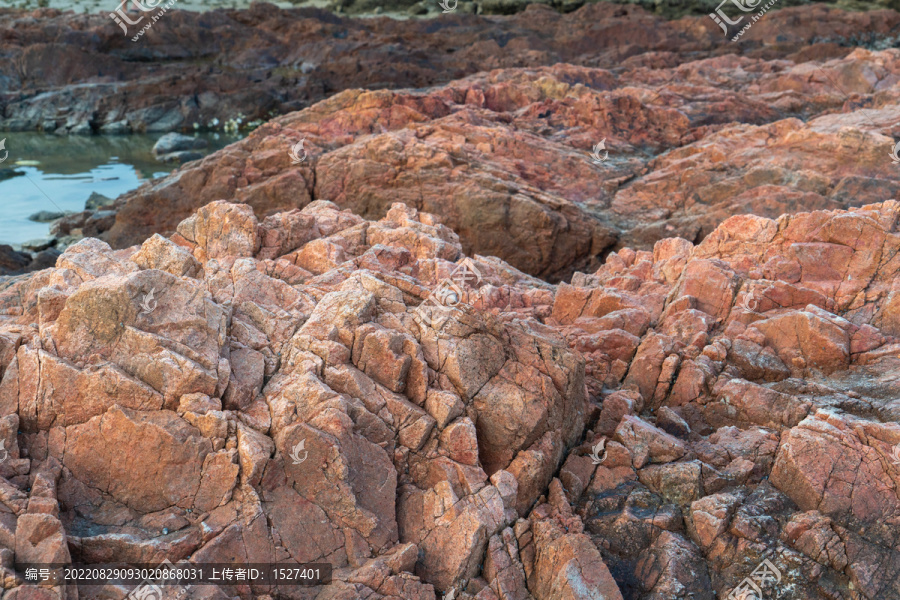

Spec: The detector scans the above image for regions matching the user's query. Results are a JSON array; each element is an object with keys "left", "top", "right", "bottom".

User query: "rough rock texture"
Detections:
[
  {"left": 3, "top": 2, "right": 900, "bottom": 598},
  {"left": 564, "top": 201, "right": 900, "bottom": 600},
  {"left": 2, "top": 193, "right": 900, "bottom": 599},
  {"left": 339, "top": 0, "right": 900, "bottom": 18},
  {"left": 0, "top": 199, "right": 586, "bottom": 599},
  {"left": 480, "top": 0, "right": 900, "bottom": 18},
  {"left": 30, "top": 2, "right": 900, "bottom": 283},
  {"left": 2, "top": 2, "right": 900, "bottom": 136}
]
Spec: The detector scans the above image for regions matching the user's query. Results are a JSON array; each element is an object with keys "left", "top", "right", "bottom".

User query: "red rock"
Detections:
[
  {"left": 62, "top": 406, "right": 213, "bottom": 513},
  {"left": 770, "top": 411, "right": 900, "bottom": 598},
  {"left": 782, "top": 511, "right": 849, "bottom": 572},
  {"left": 401, "top": 481, "right": 508, "bottom": 592},
  {"left": 614, "top": 415, "right": 687, "bottom": 469},
  {"left": 482, "top": 527, "right": 530, "bottom": 600},
  {"left": 637, "top": 461, "right": 703, "bottom": 505},
  {"left": 596, "top": 389, "right": 640, "bottom": 436},
  {"left": 526, "top": 481, "right": 623, "bottom": 600},
  {"left": 439, "top": 418, "right": 480, "bottom": 466},
  {"left": 15, "top": 513, "right": 70, "bottom": 564},
  {"left": 655, "top": 406, "right": 690, "bottom": 438},
  {"left": 506, "top": 432, "right": 565, "bottom": 518},
  {"left": 752, "top": 309, "right": 850, "bottom": 374},
  {"left": 558, "top": 453, "right": 595, "bottom": 502},
  {"left": 674, "top": 259, "right": 739, "bottom": 322},
  {"left": 710, "top": 379, "right": 812, "bottom": 431},
  {"left": 4, "top": 45, "right": 900, "bottom": 595},
  {"left": 634, "top": 531, "right": 712, "bottom": 600}
]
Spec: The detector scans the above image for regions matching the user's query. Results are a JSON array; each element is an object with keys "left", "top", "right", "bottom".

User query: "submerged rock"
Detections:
[{"left": 27, "top": 210, "right": 69, "bottom": 223}]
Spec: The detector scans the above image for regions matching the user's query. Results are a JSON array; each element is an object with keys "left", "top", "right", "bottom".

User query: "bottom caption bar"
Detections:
[{"left": 18, "top": 563, "right": 332, "bottom": 586}]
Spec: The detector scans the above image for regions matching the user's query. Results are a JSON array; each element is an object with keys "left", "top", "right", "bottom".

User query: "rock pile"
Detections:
[{"left": 0, "top": 196, "right": 898, "bottom": 599}]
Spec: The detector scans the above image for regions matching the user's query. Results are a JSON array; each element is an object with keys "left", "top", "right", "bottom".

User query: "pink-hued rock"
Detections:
[
  {"left": 614, "top": 415, "right": 687, "bottom": 469},
  {"left": 688, "top": 493, "right": 741, "bottom": 550},
  {"left": 62, "top": 406, "right": 214, "bottom": 513},
  {"left": 15, "top": 513, "right": 70, "bottom": 564},
  {"left": 634, "top": 531, "right": 713, "bottom": 600},
  {"left": 0, "top": 199, "right": 595, "bottom": 598},
  {"left": 4, "top": 30, "right": 900, "bottom": 594},
  {"left": 524, "top": 480, "right": 623, "bottom": 600},
  {"left": 770, "top": 411, "right": 900, "bottom": 598},
  {"left": 48, "top": 14, "right": 893, "bottom": 286}
]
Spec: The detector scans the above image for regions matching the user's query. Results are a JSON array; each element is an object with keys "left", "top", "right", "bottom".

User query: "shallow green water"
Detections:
[{"left": 0, "top": 132, "right": 237, "bottom": 246}]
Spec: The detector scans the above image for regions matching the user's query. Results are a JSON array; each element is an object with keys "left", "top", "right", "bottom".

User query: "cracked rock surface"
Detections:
[
  {"left": 3, "top": 2, "right": 900, "bottom": 600},
  {"left": 42, "top": 3, "right": 900, "bottom": 283},
  {"left": 1, "top": 195, "right": 900, "bottom": 599}
]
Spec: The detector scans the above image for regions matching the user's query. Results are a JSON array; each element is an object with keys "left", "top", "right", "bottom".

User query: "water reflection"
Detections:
[{"left": 0, "top": 132, "right": 235, "bottom": 245}]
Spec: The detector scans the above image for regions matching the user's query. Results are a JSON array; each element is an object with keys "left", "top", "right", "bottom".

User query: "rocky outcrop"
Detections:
[
  {"left": 5, "top": 4, "right": 900, "bottom": 282},
  {"left": 0, "top": 199, "right": 588, "bottom": 599},
  {"left": 564, "top": 201, "right": 900, "bottom": 600},
  {"left": 4, "top": 3, "right": 900, "bottom": 595},
  {"left": 29, "top": 15, "right": 895, "bottom": 282},
  {"left": 2, "top": 2, "right": 900, "bottom": 136},
  {"left": 1, "top": 195, "right": 900, "bottom": 599},
  {"left": 343, "top": 0, "right": 900, "bottom": 18}
]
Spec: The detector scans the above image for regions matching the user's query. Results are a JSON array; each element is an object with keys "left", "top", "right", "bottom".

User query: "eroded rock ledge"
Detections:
[{"left": 82, "top": 44, "right": 900, "bottom": 282}]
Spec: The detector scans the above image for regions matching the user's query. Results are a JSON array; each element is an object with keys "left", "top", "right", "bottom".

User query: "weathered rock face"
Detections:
[
  {"left": 3, "top": 7, "right": 900, "bottom": 595},
  {"left": 0, "top": 199, "right": 589, "bottom": 598},
  {"left": 36, "top": 8, "right": 894, "bottom": 283},
  {"left": 2, "top": 2, "right": 897, "bottom": 136},
  {"left": 341, "top": 0, "right": 900, "bottom": 18},
  {"left": 0, "top": 4, "right": 897, "bottom": 278},
  {"left": 562, "top": 201, "right": 900, "bottom": 600},
  {"left": 2, "top": 196, "right": 900, "bottom": 599}
]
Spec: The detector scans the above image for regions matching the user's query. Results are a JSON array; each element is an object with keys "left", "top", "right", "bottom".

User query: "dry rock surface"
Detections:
[
  {"left": 35, "top": 2, "right": 900, "bottom": 282},
  {"left": 0, "top": 193, "right": 899, "bottom": 599},
  {"left": 3, "top": 3, "right": 900, "bottom": 600},
  {"left": 2, "top": 1, "right": 900, "bottom": 137}
]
